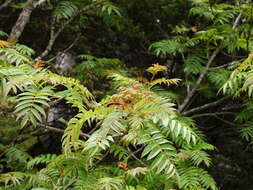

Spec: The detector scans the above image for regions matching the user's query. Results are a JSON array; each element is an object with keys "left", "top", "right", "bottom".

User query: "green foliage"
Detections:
[
  {"left": 236, "top": 100, "right": 253, "bottom": 123},
  {"left": 0, "top": 30, "right": 8, "bottom": 37},
  {"left": 27, "top": 154, "right": 57, "bottom": 169},
  {"left": 151, "top": 87, "right": 181, "bottom": 102},
  {"left": 4, "top": 0, "right": 253, "bottom": 189},
  {"left": 240, "top": 122, "right": 253, "bottom": 143},
  {"left": 208, "top": 68, "right": 231, "bottom": 88},
  {"left": 178, "top": 165, "right": 216, "bottom": 190},
  {"left": 0, "top": 46, "right": 216, "bottom": 189},
  {"left": 75, "top": 55, "right": 123, "bottom": 83},
  {"left": 0, "top": 48, "right": 31, "bottom": 65},
  {"left": 14, "top": 44, "right": 35, "bottom": 57},
  {"left": 184, "top": 53, "right": 206, "bottom": 75},
  {"left": 57, "top": 71, "right": 215, "bottom": 189},
  {"left": 222, "top": 55, "right": 253, "bottom": 96},
  {"left": 149, "top": 39, "right": 185, "bottom": 56},
  {"left": 0, "top": 45, "right": 93, "bottom": 129},
  {"left": 101, "top": 2, "right": 121, "bottom": 16},
  {"left": 15, "top": 87, "right": 52, "bottom": 128},
  {"left": 110, "top": 144, "right": 130, "bottom": 161},
  {"left": 53, "top": 1, "right": 78, "bottom": 22},
  {"left": 4, "top": 146, "right": 32, "bottom": 171}
]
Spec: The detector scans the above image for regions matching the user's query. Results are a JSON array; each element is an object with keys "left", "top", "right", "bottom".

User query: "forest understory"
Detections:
[{"left": 0, "top": 0, "right": 253, "bottom": 190}]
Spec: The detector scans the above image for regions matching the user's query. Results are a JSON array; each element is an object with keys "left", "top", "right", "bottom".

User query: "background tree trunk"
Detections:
[
  {"left": 0, "top": 0, "right": 12, "bottom": 11},
  {"left": 8, "top": 0, "right": 36, "bottom": 42}
]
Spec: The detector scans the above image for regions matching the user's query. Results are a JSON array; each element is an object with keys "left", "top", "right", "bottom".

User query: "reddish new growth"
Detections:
[
  {"left": 110, "top": 83, "right": 155, "bottom": 110},
  {"left": 33, "top": 60, "right": 45, "bottom": 69}
]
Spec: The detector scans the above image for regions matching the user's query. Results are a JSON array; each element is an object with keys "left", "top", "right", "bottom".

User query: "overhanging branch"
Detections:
[
  {"left": 178, "top": 13, "right": 242, "bottom": 113},
  {"left": 190, "top": 112, "right": 236, "bottom": 119},
  {"left": 41, "top": 125, "right": 90, "bottom": 139},
  {"left": 36, "top": 0, "right": 107, "bottom": 59},
  {"left": 179, "top": 49, "right": 220, "bottom": 112},
  {"left": 182, "top": 95, "right": 232, "bottom": 116},
  {"left": 127, "top": 147, "right": 147, "bottom": 166}
]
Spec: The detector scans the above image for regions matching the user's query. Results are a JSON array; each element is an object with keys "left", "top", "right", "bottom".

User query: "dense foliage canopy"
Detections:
[{"left": 0, "top": 0, "right": 252, "bottom": 189}]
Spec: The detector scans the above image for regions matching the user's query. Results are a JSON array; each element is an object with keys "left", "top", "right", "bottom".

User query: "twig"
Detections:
[
  {"left": 209, "top": 63, "right": 231, "bottom": 70},
  {"left": 33, "top": 131, "right": 51, "bottom": 136},
  {"left": 126, "top": 146, "right": 144, "bottom": 160},
  {"left": 208, "top": 57, "right": 247, "bottom": 71},
  {"left": 181, "top": 53, "right": 191, "bottom": 94},
  {"left": 88, "top": 121, "right": 102, "bottom": 135},
  {"left": 94, "top": 151, "right": 109, "bottom": 165},
  {"left": 127, "top": 147, "right": 147, "bottom": 167},
  {"left": 112, "top": 133, "right": 124, "bottom": 137},
  {"left": 63, "top": 179, "right": 77, "bottom": 190},
  {"left": 36, "top": 20, "right": 57, "bottom": 60},
  {"left": 190, "top": 112, "right": 236, "bottom": 119},
  {"left": 214, "top": 115, "right": 238, "bottom": 127},
  {"left": 221, "top": 51, "right": 247, "bottom": 59},
  {"left": 40, "top": 125, "right": 90, "bottom": 139},
  {"left": 182, "top": 95, "right": 232, "bottom": 116},
  {"left": 48, "top": 96, "right": 66, "bottom": 106},
  {"left": 0, "top": 150, "right": 8, "bottom": 158},
  {"left": 47, "top": 33, "right": 81, "bottom": 63},
  {"left": 63, "top": 33, "right": 81, "bottom": 53},
  {"left": 182, "top": 93, "right": 197, "bottom": 112},
  {"left": 232, "top": 12, "right": 242, "bottom": 29},
  {"left": 178, "top": 13, "right": 242, "bottom": 113},
  {"left": 222, "top": 104, "right": 244, "bottom": 111}
]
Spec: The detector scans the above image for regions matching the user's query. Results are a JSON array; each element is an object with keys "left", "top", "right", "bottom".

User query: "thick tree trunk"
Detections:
[{"left": 8, "top": 0, "right": 36, "bottom": 42}]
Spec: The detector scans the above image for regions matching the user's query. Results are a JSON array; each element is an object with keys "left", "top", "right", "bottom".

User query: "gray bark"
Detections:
[
  {"left": 178, "top": 13, "right": 243, "bottom": 113},
  {"left": 37, "top": 0, "right": 107, "bottom": 59},
  {"left": 8, "top": 0, "right": 36, "bottom": 42},
  {"left": 0, "top": 0, "right": 12, "bottom": 11}
]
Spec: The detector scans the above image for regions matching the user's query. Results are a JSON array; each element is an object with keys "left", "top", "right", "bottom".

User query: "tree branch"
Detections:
[
  {"left": 209, "top": 63, "right": 231, "bottom": 70},
  {"left": 220, "top": 50, "right": 247, "bottom": 59},
  {"left": 221, "top": 104, "right": 244, "bottom": 111},
  {"left": 36, "top": 0, "right": 107, "bottom": 59},
  {"left": 127, "top": 147, "right": 147, "bottom": 167},
  {"left": 47, "top": 33, "right": 81, "bottom": 63},
  {"left": 94, "top": 151, "right": 109, "bottom": 165},
  {"left": 178, "top": 49, "right": 220, "bottom": 112},
  {"left": 232, "top": 12, "right": 242, "bottom": 29},
  {"left": 48, "top": 96, "right": 66, "bottom": 106},
  {"left": 182, "top": 95, "right": 232, "bottom": 116},
  {"left": 178, "top": 13, "right": 242, "bottom": 113},
  {"left": 36, "top": 20, "right": 57, "bottom": 60},
  {"left": 63, "top": 179, "right": 77, "bottom": 190},
  {"left": 127, "top": 146, "right": 144, "bottom": 160},
  {"left": 8, "top": 0, "right": 36, "bottom": 41},
  {"left": 34, "top": 0, "right": 47, "bottom": 7},
  {"left": 0, "top": 0, "right": 12, "bottom": 11},
  {"left": 190, "top": 112, "right": 236, "bottom": 119},
  {"left": 8, "top": 0, "right": 47, "bottom": 42},
  {"left": 42, "top": 125, "right": 90, "bottom": 139},
  {"left": 63, "top": 33, "right": 81, "bottom": 53},
  {"left": 214, "top": 115, "right": 238, "bottom": 127}
]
